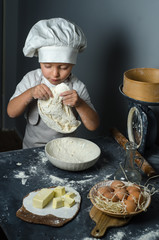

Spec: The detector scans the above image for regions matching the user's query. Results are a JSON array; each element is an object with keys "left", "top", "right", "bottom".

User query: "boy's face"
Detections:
[{"left": 40, "top": 63, "right": 74, "bottom": 85}]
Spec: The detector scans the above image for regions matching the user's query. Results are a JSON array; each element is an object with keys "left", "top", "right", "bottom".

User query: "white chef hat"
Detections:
[{"left": 23, "top": 18, "right": 87, "bottom": 64}]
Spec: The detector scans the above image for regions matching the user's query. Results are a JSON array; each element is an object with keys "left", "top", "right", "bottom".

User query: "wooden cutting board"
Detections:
[
  {"left": 89, "top": 206, "right": 131, "bottom": 238},
  {"left": 16, "top": 204, "right": 73, "bottom": 227}
]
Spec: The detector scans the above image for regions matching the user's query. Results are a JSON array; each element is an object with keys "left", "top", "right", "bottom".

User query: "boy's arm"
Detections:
[
  {"left": 7, "top": 84, "right": 53, "bottom": 118},
  {"left": 75, "top": 99, "right": 100, "bottom": 131},
  {"left": 7, "top": 88, "right": 33, "bottom": 118},
  {"left": 60, "top": 90, "right": 100, "bottom": 131}
]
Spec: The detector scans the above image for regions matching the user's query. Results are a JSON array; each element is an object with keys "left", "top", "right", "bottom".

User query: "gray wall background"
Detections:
[{"left": 2, "top": 0, "right": 159, "bottom": 142}]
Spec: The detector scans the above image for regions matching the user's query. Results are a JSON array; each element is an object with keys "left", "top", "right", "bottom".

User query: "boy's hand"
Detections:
[
  {"left": 60, "top": 90, "right": 81, "bottom": 107},
  {"left": 31, "top": 84, "right": 53, "bottom": 100}
]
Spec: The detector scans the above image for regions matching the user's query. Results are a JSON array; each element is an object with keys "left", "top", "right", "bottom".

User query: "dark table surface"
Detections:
[{"left": 0, "top": 136, "right": 159, "bottom": 240}]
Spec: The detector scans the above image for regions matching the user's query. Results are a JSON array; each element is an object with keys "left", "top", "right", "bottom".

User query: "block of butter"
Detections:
[
  {"left": 52, "top": 197, "right": 64, "bottom": 209},
  {"left": 32, "top": 188, "right": 54, "bottom": 209},
  {"left": 65, "top": 192, "right": 76, "bottom": 199},
  {"left": 64, "top": 197, "right": 75, "bottom": 208},
  {"left": 53, "top": 186, "right": 65, "bottom": 197}
]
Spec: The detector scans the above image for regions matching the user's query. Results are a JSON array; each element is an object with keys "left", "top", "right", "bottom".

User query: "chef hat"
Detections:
[{"left": 23, "top": 18, "right": 87, "bottom": 64}]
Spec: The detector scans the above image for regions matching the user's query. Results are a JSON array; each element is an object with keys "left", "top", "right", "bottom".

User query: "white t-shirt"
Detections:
[{"left": 10, "top": 69, "right": 95, "bottom": 148}]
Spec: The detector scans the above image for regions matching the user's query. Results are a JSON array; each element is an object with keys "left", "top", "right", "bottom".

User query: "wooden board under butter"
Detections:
[{"left": 16, "top": 186, "right": 81, "bottom": 227}]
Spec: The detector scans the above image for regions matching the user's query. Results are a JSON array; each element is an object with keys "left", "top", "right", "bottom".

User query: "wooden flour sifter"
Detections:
[{"left": 120, "top": 68, "right": 159, "bottom": 155}]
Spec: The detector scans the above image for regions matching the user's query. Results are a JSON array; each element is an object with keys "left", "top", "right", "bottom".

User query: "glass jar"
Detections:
[{"left": 114, "top": 141, "right": 142, "bottom": 184}]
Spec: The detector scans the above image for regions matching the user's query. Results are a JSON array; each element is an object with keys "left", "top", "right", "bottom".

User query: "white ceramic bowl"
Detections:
[{"left": 45, "top": 137, "right": 101, "bottom": 171}]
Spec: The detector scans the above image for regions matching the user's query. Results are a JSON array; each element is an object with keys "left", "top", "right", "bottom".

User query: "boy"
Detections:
[{"left": 7, "top": 18, "right": 99, "bottom": 148}]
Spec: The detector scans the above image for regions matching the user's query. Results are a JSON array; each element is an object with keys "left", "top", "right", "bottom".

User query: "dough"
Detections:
[{"left": 38, "top": 83, "right": 81, "bottom": 133}]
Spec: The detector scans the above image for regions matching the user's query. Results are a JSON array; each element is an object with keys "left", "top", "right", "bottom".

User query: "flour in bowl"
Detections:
[{"left": 46, "top": 137, "right": 101, "bottom": 163}]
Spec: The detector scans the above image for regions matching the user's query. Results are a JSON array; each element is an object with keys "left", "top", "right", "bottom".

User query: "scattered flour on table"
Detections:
[
  {"left": 109, "top": 231, "right": 126, "bottom": 240},
  {"left": 109, "top": 225, "right": 159, "bottom": 240},
  {"left": 103, "top": 173, "right": 113, "bottom": 180},
  {"left": 16, "top": 162, "right": 22, "bottom": 166},
  {"left": 49, "top": 173, "right": 113, "bottom": 191},
  {"left": 137, "top": 231, "right": 159, "bottom": 240},
  {"left": 72, "top": 178, "right": 98, "bottom": 185},
  {"left": 84, "top": 175, "right": 96, "bottom": 178},
  {"left": 32, "top": 149, "right": 48, "bottom": 164},
  {"left": 49, "top": 174, "right": 97, "bottom": 191},
  {"left": 14, "top": 171, "right": 29, "bottom": 185},
  {"left": 141, "top": 231, "right": 159, "bottom": 240},
  {"left": 133, "top": 226, "right": 159, "bottom": 240},
  {"left": 37, "top": 150, "right": 48, "bottom": 164},
  {"left": 29, "top": 166, "right": 37, "bottom": 174},
  {"left": 3, "top": 175, "right": 8, "bottom": 178},
  {"left": 49, "top": 175, "right": 69, "bottom": 185}
]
